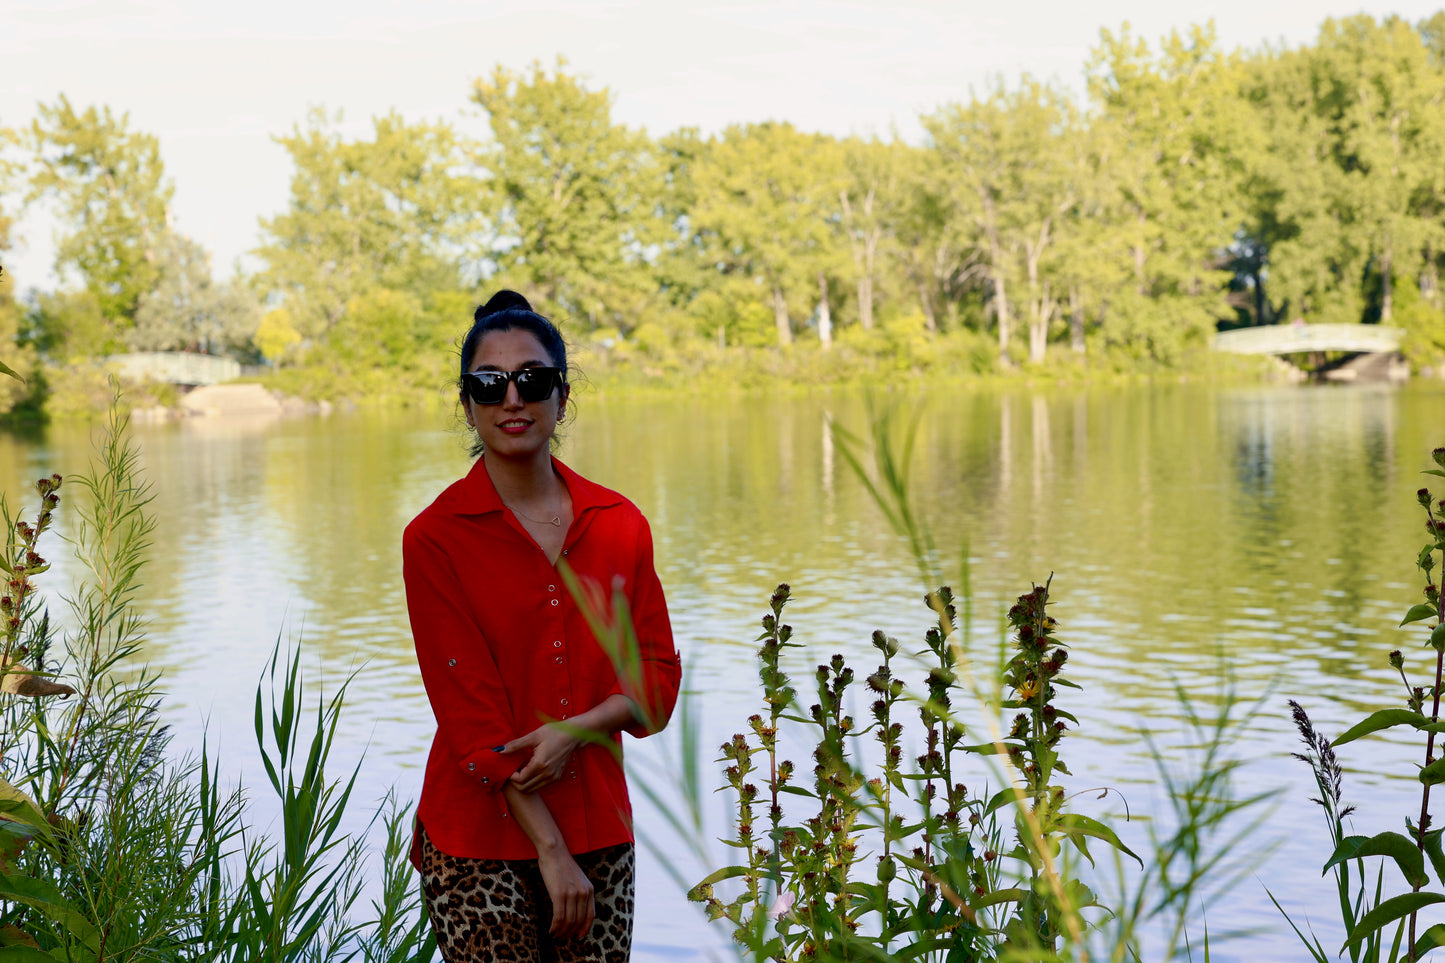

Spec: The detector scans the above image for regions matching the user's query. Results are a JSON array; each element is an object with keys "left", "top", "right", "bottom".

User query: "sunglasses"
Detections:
[{"left": 462, "top": 367, "right": 565, "bottom": 405}]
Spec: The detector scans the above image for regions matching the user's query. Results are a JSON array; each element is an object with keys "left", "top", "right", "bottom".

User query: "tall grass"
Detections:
[
  {"left": 633, "top": 400, "right": 1274, "bottom": 962},
  {"left": 1279, "top": 448, "right": 1445, "bottom": 963},
  {"left": 0, "top": 404, "right": 435, "bottom": 961}
]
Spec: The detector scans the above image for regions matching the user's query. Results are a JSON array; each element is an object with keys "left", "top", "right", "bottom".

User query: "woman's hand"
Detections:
[
  {"left": 503, "top": 723, "right": 581, "bottom": 793},
  {"left": 537, "top": 848, "right": 595, "bottom": 939}
]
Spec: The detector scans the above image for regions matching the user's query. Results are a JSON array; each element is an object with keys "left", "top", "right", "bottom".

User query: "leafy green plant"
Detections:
[
  {"left": 686, "top": 573, "right": 1145, "bottom": 962},
  {"left": 0, "top": 401, "right": 435, "bottom": 962},
  {"left": 1282, "top": 446, "right": 1445, "bottom": 962},
  {"left": 673, "top": 399, "right": 1284, "bottom": 963}
]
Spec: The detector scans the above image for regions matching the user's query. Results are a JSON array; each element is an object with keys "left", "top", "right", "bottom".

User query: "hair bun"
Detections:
[{"left": 476, "top": 289, "right": 533, "bottom": 319}]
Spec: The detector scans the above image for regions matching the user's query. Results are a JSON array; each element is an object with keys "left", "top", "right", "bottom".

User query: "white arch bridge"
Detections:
[
  {"left": 1213, "top": 323, "right": 1404, "bottom": 356},
  {"left": 105, "top": 352, "right": 242, "bottom": 386}
]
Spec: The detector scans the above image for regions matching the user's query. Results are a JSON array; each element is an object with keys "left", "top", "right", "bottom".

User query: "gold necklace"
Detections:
[{"left": 508, "top": 502, "right": 563, "bottom": 527}]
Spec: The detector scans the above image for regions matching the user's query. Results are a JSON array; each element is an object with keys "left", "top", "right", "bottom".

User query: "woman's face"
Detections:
[{"left": 465, "top": 328, "right": 569, "bottom": 461}]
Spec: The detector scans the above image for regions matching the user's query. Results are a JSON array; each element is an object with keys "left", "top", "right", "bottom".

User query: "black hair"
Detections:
[
  {"left": 459, "top": 290, "right": 570, "bottom": 385},
  {"left": 459, "top": 290, "right": 571, "bottom": 457}
]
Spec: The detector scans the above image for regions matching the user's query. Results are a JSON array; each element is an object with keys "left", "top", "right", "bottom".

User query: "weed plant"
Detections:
[
  {"left": 1283, "top": 446, "right": 1445, "bottom": 962},
  {"left": 658, "top": 401, "right": 1270, "bottom": 962},
  {"left": 0, "top": 398, "right": 434, "bottom": 961}
]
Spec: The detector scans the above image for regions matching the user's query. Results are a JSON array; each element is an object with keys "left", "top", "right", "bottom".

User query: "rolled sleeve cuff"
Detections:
[
  {"left": 610, "top": 654, "right": 682, "bottom": 738},
  {"left": 459, "top": 747, "right": 523, "bottom": 792}
]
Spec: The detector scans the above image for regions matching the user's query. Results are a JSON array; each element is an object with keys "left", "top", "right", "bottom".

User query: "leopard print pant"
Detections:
[{"left": 418, "top": 823, "right": 635, "bottom": 963}]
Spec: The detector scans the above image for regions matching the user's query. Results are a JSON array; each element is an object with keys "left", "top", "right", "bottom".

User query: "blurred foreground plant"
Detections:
[
  {"left": 0, "top": 398, "right": 434, "bottom": 961},
  {"left": 1281, "top": 446, "right": 1445, "bottom": 963},
  {"left": 666, "top": 398, "right": 1268, "bottom": 962}
]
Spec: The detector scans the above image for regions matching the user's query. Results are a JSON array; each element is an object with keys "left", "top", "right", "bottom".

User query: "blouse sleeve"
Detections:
[
  {"left": 608, "top": 514, "right": 681, "bottom": 738},
  {"left": 404, "top": 520, "right": 521, "bottom": 792}
]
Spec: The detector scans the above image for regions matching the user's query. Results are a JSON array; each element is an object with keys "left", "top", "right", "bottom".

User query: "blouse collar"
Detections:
[{"left": 445, "top": 455, "right": 624, "bottom": 517}]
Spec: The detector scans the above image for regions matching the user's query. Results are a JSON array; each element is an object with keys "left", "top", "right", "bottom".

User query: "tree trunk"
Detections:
[
  {"left": 916, "top": 275, "right": 937, "bottom": 333},
  {"left": 1381, "top": 243, "right": 1394, "bottom": 323},
  {"left": 1029, "top": 315, "right": 1046, "bottom": 364},
  {"left": 1069, "top": 286, "right": 1085, "bottom": 354},
  {"left": 1029, "top": 284, "right": 1054, "bottom": 365},
  {"left": 860, "top": 224, "right": 877, "bottom": 332},
  {"left": 1025, "top": 236, "right": 1047, "bottom": 365},
  {"left": 773, "top": 286, "right": 792, "bottom": 347},
  {"left": 994, "top": 269, "right": 1011, "bottom": 358},
  {"left": 1422, "top": 245, "right": 1439, "bottom": 307},
  {"left": 840, "top": 187, "right": 877, "bottom": 331},
  {"left": 817, "top": 272, "right": 833, "bottom": 350},
  {"left": 857, "top": 275, "right": 873, "bottom": 332}
]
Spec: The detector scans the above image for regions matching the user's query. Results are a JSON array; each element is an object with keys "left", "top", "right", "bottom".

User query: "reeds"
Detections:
[
  {"left": 0, "top": 404, "right": 435, "bottom": 961},
  {"left": 660, "top": 400, "right": 1269, "bottom": 962},
  {"left": 1281, "top": 447, "right": 1445, "bottom": 963}
]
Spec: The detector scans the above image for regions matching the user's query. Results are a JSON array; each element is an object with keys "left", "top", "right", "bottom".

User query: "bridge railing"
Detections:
[
  {"left": 1213, "top": 323, "right": 1404, "bottom": 356},
  {"left": 105, "top": 352, "right": 242, "bottom": 386}
]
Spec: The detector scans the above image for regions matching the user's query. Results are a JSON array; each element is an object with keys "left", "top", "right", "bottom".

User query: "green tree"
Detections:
[
  {"left": 1085, "top": 23, "right": 1246, "bottom": 362},
  {"left": 838, "top": 137, "right": 910, "bottom": 333},
  {"left": 256, "top": 110, "right": 478, "bottom": 344},
  {"left": 129, "top": 233, "right": 261, "bottom": 357},
  {"left": 27, "top": 96, "right": 172, "bottom": 338},
  {"left": 927, "top": 78, "right": 1080, "bottom": 363},
  {"left": 470, "top": 60, "right": 656, "bottom": 330},
  {"left": 1261, "top": 16, "right": 1445, "bottom": 327},
  {"left": 691, "top": 122, "right": 845, "bottom": 347},
  {"left": 890, "top": 143, "right": 970, "bottom": 334},
  {"left": 1, "top": 121, "right": 36, "bottom": 411},
  {"left": 0, "top": 270, "right": 36, "bottom": 416}
]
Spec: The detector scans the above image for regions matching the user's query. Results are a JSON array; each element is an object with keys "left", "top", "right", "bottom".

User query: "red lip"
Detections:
[{"left": 497, "top": 420, "right": 532, "bottom": 435}]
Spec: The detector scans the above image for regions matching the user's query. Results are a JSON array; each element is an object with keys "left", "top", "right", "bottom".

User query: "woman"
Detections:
[{"left": 404, "top": 290, "right": 681, "bottom": 962}]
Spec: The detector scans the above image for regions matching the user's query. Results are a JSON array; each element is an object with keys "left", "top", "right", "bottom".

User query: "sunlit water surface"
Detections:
[{"left": 4, "top": 381, "right": 1444, "bottom": 961}]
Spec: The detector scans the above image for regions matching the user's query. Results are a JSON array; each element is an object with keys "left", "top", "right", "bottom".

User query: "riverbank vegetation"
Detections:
[
  {"left": 4, "top": 11, "right": 1445, "bottom": 418},
  {"left": 0, "top": 403, "right": 435, "bottom": 960},
  {"left": 1280, "top": 448, "right": 1445, "bottom": 962},
  {"left": 666, "top": 413, "right": 1445, "bottom": 960}
]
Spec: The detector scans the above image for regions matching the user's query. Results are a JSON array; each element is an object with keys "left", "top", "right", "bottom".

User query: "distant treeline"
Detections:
[{"left": 3, "top": 13, "right": 1445, "bottom": 413}]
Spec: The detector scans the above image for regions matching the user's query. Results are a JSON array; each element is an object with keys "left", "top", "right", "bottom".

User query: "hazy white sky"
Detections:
[{"left": 4, "top": 0, "right": 1443, "bottom": 288}]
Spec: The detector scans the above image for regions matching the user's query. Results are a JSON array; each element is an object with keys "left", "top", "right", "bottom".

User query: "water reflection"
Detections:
[{"left": 2, "top": 380, "right": 1444, "bottom": 960}]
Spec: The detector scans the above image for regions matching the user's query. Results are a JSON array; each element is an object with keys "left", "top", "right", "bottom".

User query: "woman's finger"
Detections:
[
  {"left": 552, "top": 891, "right": 578, "bottom": 938},
  {"left": 581, "top": 890, "right": 596, "bottom": 936}
]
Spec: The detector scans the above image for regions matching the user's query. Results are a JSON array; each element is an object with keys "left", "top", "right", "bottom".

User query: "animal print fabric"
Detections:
[{"left": 418, "top": 823, "right": 635, "bottom": 963}]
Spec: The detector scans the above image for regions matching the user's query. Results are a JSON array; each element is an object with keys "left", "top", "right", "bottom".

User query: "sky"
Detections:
[{"left": 4, "top": 0, "right": 1444, "bottom": 289}]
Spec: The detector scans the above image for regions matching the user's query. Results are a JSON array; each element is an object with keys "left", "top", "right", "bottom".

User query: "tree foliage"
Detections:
[
  {"left": 129, "top": 233, "right": 260, "bottom": 356},
  {"left": 27, "top": 96, "right": 173, "bottom": 337},
  {"left": 11, "top": 11, "right": 1445, "bottom": 414},
  {"left": 255, "top": 110, "right": 480, "bottom": 342},
  {"left": 471, "top": 59, "right": 658, "bottom": 331}
]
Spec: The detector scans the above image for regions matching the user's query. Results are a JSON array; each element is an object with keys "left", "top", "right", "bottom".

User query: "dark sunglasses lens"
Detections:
[
  {"left": 466, "top": 373, "right": 507, "bottom": 405},
  {"left": 514, "top": 370, "right": 558, "bottom": 402}
]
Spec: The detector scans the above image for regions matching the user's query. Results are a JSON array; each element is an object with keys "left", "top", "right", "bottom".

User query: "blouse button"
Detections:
[
  {"left": 550, "top": 599, "right": 559, "bottom": 607},
  {"left": 448, "top": 659, "right": 456, "bottom": 667},
  {"left": 548, "top": 584, "right": 556, "bottom": 592},
  {"left": 467, "top": 763, "right": 475, "bottom": 771},
  {"left": 560, "top": 698, "right": 569, "bottom": 706},
  {"left": 562, "top": 550, "right": 568, "bottom": 556},
  {"left": 553, "top": 641, "right": 562, "bottom": 648},
  {"left": 555, "top": 656, "right": 563, "bottom": 664},
  {"left": 482, "top": 777, "right": 489, "bottom": 785}
]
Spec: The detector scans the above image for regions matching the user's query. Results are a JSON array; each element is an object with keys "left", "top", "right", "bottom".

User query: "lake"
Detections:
[{"left": 3, "top": 379, "right": 1444, "bottom": 960}]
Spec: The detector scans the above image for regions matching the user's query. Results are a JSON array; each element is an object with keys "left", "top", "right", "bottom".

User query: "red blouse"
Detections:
[{"left": 404, "top": 456, "right": 681, "bottom": 862}]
